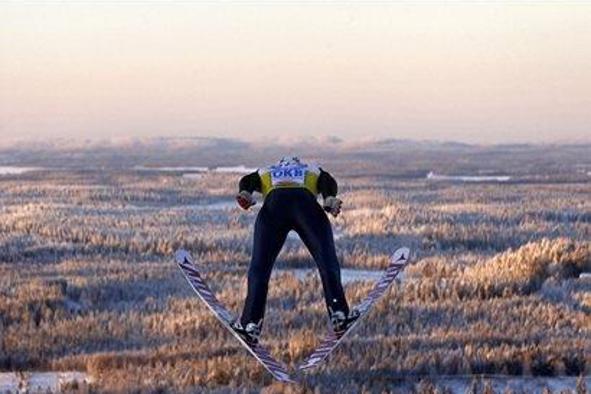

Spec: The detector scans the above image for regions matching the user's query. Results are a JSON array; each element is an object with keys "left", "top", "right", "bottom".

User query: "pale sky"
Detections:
[{"left": 1, "top": 2, "right": 590, "bottom": 144}]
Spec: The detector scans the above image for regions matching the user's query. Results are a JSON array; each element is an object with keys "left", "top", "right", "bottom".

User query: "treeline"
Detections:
[{"left": 0, "top": 169, "right": 589, "bottom": 392}]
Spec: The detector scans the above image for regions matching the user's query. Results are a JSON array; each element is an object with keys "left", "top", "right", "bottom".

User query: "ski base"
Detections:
[
  {"left": 298, "top": 246, "right": 411, "bottom": 371},
  {"left": 175, "top": 249, "right": 294, "bottom": 383}
]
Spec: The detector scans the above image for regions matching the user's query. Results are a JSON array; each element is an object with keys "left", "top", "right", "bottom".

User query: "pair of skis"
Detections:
[{"left": 175, "top": 247, "right": 411, "bottom": 383}]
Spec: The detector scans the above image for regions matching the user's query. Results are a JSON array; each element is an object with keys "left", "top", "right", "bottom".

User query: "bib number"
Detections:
[{"left": 270, "top": 165, "right": 306, "bottom": 186}]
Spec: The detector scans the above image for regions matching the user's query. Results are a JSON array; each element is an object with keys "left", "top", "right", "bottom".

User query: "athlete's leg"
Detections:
[
  {"left": 240, "top": 205, "right": 289, "bottom": 326},
  {"left": 294, "top": 195, "right": 349, "bottom": 316}
]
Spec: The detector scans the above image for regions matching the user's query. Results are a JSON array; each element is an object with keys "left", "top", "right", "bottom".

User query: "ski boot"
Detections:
[
  {"left": 231, "top": 320, "right": 262, "bottom": 345},
  {"left": 330, "top": 308, "right": 360, "bottom": 334}
]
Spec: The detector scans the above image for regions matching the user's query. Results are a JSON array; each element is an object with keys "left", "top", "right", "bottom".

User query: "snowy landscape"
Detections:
[{"left": 0, "top": 139, "right": 589, "bottom": 393}]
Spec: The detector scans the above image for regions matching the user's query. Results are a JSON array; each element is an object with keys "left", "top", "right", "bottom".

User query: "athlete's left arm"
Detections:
[
  {"left": 317, "top": 169, "right": 338, "bottom": 198},
  {"left": 317, "top": 169, "right": 342, "bottom": 217}
]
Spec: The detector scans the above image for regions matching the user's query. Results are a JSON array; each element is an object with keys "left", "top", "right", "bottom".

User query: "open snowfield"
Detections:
[
  {"left": 0, "top": 371, "right": 91, "bottom": 393},
  {"left": 0, "top": 372, "right": 587, "bottom": 393},
  {"left": 0, "top": 140, "right": 589, "bottom": 393}
]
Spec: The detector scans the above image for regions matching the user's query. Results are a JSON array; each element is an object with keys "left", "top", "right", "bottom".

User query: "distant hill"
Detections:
[{"left": 0, "top": 136, "right": 590, "bottom": 179}]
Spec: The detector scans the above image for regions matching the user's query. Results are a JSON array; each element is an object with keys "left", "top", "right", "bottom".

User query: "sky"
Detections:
[{"left": 1, "top": 2, "right": 590, "bottom": 144}]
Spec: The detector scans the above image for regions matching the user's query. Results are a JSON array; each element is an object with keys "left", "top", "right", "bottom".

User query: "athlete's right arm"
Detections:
[
  {"left": 236, "top": 171, "right": 261, "bottom": 210},
  {"left": 318, "top": 169, "right": 342, "bottom": 217},
  {"left": 317, "top": 169, "right": 338, "bottom": 199}
]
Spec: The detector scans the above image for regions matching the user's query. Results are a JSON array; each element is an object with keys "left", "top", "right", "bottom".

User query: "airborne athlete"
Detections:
[
  {"left": 231, "top": 156, "right": 359, "bottom": 344},
  {"left": 175, "top": 155, "right": 411, "bottom": 377}
]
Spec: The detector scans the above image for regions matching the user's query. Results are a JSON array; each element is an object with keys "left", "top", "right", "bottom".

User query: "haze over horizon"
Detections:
[{"left": 2, "top": 2, "right": 590, "bottom": 144}]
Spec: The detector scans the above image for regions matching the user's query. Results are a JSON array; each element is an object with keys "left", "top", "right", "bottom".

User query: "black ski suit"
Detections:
[{"left": 238, "top": 169, "right": 350, "bottom": 326}]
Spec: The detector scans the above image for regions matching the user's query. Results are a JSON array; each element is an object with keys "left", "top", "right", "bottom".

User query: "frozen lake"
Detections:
[
  {"left": 0, "top": 371, "right": 91, "bottom": 393},
  {"left": 134, "top": 165, "right": 208, "bottom": 172},
  {"left": 427, "top": 171, "right": 511, "bottom": 182},
  {"left": 0, "top": 166, "right": 43, "bottom": 175},
  {"left": 182, "top": 173, "right": 203, "bottom": 180},
  {"left": 1, "top": 372, "right": 585, "bottom": 393},
  {"left": 124, "top": 200, "right": 237, "bottom": 211},
  {"left": 133, "top": 165, "right": 256, "bottom": 174},
  {"left": 212, "top": 165, "right": 257, "bottom": 174}
]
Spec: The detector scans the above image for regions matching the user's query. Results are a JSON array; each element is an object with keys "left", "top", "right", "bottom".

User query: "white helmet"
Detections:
[{"left": 277, "top": 156, "right": 301, "bottom": 167}]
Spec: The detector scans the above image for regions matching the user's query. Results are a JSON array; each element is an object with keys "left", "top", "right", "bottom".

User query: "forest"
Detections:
[{"left": 0, "top": 139, "right": 589, "bottom": 393}]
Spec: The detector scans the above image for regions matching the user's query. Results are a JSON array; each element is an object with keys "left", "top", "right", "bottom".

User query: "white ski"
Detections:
[
  {"left": 298, "top": 247, "right": 411, "bottom": 371},
  {"left": 175, "top": 249, "right": 294, "bottom": 383}
]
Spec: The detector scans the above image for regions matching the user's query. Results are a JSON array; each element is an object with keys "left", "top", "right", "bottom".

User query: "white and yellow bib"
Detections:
[{"left": 258, "top": 163, "right": 320, "bottom": 197}]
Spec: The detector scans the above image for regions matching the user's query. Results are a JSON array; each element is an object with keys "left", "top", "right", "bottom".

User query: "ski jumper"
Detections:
[{"left": 238, "top": 162, "right": 350, "bottom": 326}]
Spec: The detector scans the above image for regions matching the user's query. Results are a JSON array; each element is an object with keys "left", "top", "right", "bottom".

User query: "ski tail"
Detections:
[
  {"left": 298, "top": 246, "right": 411, "bottom": 371},
  {"left": 175, "top": 249, "right": 295, "bottom": 383}
]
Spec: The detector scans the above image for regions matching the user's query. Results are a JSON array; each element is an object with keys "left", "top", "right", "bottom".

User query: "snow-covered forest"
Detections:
[{"left": 0, "top": 139, "right": 589, "bottom": 393}]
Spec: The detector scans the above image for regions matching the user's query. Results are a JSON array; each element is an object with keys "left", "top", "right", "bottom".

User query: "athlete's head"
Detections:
[{"left": 277, "top": 156, "right": 301, "bottom": 167}]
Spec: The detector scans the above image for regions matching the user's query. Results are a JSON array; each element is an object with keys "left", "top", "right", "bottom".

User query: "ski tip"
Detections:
[
  {"left": 391, "top": 247, "right": 411, "bottom": 263},
  {"left": 175, "top": 249, "right": 192, "bottom": 265}
]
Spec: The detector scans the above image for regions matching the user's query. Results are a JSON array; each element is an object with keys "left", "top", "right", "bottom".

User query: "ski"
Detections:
[
  {"left": 298, "top": 246, "right": 411, "bottom": 371},
  {"left": 174, "top": 249, "right": 294, "bottom": 383}
]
